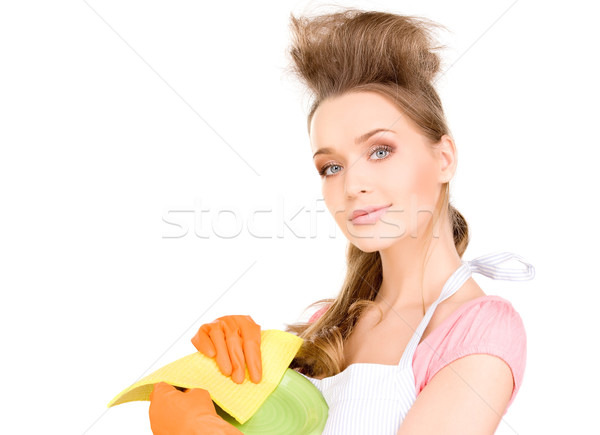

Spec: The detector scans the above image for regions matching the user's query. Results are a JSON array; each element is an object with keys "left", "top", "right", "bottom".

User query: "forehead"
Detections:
[{"left": 310, "top": 91, "right": 412, "bottom": 151}]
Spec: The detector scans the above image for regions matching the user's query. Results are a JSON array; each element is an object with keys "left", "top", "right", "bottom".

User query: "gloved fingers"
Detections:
[
  {"left": 221, "top": 319, "right": 246, "bottom": 384},
  {"left": 206, "top": 323, "right": 235, "bottom": 378},
  {"left": 191, "top": 323, "right": 216, "bottom": 357},
  {"left": 191, "top": 315, "right": 262, "bottom": 384},
  {"left": 150, "top": 381, "right": 176, "bottom": 402},
  {"left": 239, "top": 317, "right": 262, "bottom": 383},
  {"left": 222, "top": 315, "right": 262, "bottom": 384},
  {"left": 184, "top": 386, "right": 209, "bottom": 400},
  {"left": 184, "top": 387, "right": 217, "bottom": 415},
  {"left": 148, "top": 383, "right": 222, "bottom": 435}
]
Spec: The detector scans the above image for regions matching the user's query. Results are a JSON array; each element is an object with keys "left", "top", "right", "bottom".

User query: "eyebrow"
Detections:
[{"left": 312, "top": 128, "right": 396, "bottom": 159}]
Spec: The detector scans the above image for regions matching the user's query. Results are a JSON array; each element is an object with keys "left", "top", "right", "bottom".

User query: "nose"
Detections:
[{"left": 344, "top": 161, "right": 370, "bottom": 199}]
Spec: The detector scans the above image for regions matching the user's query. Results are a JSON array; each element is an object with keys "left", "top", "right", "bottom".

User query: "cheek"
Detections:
[
  {"left": 322, "top": 185, "right": 343, "bottom": 222},
  {"left": 413, "top": 161, "right": 438, "bottom": 201},
  {"left": 386, "top": 155, "right": 438, "bottom": 211},
  {"left": 385, "top": 159, "right": 424, "bottom": 197}
]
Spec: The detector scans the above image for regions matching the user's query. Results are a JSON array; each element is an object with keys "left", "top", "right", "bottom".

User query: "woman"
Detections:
[{"left": 149, "top": 7, "right": 535, "bottom": 434}]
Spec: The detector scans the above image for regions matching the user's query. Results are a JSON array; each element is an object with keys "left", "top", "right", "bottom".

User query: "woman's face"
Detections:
[{"left": 310, "top": 90, "right": 453, "bottom": 252}]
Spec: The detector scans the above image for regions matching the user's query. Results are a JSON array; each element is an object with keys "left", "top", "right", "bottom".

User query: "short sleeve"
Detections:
[{"left": 413, "top": 296, "right": 527, "bottom": 414}]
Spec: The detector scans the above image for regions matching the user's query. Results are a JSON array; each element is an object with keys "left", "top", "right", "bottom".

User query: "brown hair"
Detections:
[{"left": 283, "top": 6, "right": 469, "bottom": 379}]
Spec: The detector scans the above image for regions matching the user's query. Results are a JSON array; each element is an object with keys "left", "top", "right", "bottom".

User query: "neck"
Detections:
[{"left": 374, "top": 216, "right": 462, "bottom": 315}]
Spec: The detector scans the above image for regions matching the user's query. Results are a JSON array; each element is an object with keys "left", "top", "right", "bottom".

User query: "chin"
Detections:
[
  {"left": 347, "top": 234, "right": 401, "bottom": 253},
  {"left": 341, "top": 218, "right": 408, "bottom": 251}
]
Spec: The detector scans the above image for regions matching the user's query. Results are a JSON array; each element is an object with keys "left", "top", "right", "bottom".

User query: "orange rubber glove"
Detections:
[
  {"left": 191, "top": 315, "right": 262, "bottom": 384},
  {"left": 149, "top": 381, "right": 242, "bottom": 435}
]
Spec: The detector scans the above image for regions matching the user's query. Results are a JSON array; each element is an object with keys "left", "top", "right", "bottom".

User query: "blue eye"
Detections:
[
  {"left": 371, "top": 147, "right": 391, "bottom": 160},
  {"left": 317, "top": 145, "right": 394, "bottom": 178},
  {"left": 320, "top": 164, "right": 342, "bottom": 177}
]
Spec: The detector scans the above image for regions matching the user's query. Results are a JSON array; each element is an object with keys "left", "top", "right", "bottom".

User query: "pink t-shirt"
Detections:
[{"left": 307, "top": 295, "right": 526, "bottom": 411}]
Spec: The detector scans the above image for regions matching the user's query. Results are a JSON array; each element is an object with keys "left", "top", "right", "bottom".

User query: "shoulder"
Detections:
[
  {"left": 414, "top": 295, "right": 527, "bottom": 411},
  {"left": 445, "top": 295, "right": 526, "bottom": 341},
  {"left": 427, "top": 295, "right": 527, "bottom": 352}
]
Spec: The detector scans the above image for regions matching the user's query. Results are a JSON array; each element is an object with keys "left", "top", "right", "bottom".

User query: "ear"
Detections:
[{"left": 435, "top": 134, "right": 457, "bottom": 184}]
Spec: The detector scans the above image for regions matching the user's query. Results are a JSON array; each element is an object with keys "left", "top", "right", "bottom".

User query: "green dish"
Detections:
[{"left": 215, "top": 369, "right": 329, "bottom": 434}]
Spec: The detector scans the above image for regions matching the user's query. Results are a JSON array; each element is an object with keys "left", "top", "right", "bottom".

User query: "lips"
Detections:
[{"left": 350, "top": 204, "right": 392, "bottom": 221}]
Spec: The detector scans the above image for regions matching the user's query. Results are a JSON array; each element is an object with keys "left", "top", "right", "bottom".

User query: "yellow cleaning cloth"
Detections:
[{"left": 107, "top": 329, "right": 303, "bottom": 424}]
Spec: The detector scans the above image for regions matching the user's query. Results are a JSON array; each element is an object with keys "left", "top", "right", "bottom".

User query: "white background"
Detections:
[{"left": 1, "top": 0, "right": 597, "bottom": 434}]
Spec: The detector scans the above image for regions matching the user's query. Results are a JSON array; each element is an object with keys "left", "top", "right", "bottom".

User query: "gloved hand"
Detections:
[
  {"left": 149, "top": 381, "right": 242, "bottom": 435},
  {"left": 191, "top": 315, "right": 262, "bottom": 384}
]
